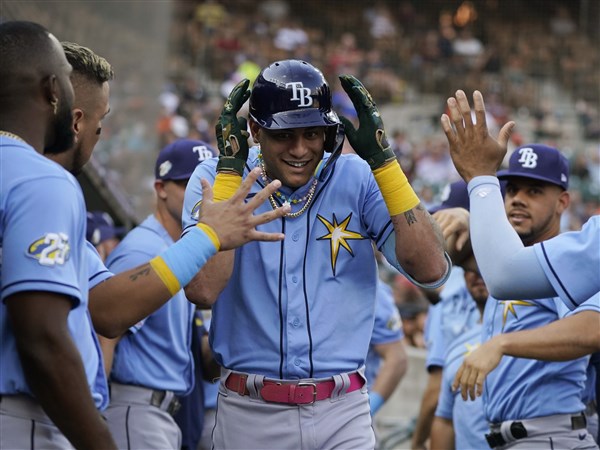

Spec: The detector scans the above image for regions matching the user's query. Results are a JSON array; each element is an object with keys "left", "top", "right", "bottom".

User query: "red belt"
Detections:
[{"left": 225, "top": 372, "right": 364, "bottom": 405}]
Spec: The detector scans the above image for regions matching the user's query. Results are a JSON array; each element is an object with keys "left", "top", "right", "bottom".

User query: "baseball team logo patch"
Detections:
[
  {"left": 286, "top": 82, "right": 313, "bottom": 107},
  {"left": 191, "top": 199, "right": 203, "bottom": 221},
  {"left": 27, "top": 232, "right": 70, "bottom": 266},
  {"left": 317, "top": 212, "right": 365, "bottom": 276},
  {"left": 517, "top": 147, "right": 538, "bottom": 168}
]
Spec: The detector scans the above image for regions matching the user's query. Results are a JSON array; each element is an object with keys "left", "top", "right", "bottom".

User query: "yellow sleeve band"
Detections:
[
  {"left": 196, "top": 223, "right": 221, "bottom": 251},
  {"left": 213, "top": 172, "right": 242, "bottom": 202},
  {"left": 149, "top": 256, "right": 181, "bottom": 296},
  {"left": 372, "top": 160, "right": 420, "bottom": 216}
]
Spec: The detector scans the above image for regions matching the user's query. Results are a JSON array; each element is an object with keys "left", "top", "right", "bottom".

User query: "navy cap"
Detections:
[
  {"left": 86, "top": 211, "right": 126, "bottom": 246},
  {"left": 429, "top": 180, "right": 470, "bottom": 213},
  {"left": 155, "top": 139, "right": 217, "bottom": 181},
  {"left": 497, "top": 144, "right": 569, "bottom": 190}
]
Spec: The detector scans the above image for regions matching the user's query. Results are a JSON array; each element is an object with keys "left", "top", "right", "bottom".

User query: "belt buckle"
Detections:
[
  {"left": 150, "top": 390, "right": 166, "bottom": 408},
  {"left": 167, "top": 398, "right": 181, "bottom": 416},
  {"left": 485, "top": 432, "right": 505, "bottom": 448},
  {"left": 297, "top": 382, "right": 317, "bottom": 405}
]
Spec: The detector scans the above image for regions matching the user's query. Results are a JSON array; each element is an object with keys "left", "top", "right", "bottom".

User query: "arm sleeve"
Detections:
[
  {"left": 467, "top": 176, "right": 556, "bottom": 300},
  {"left": 534, "top": 216, "right": 600, "bottom": 310}
]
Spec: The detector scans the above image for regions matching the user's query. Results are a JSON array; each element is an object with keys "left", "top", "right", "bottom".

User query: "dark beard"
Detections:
[{"left": 44, "top": 100, "right": 75, "bottom": 154}]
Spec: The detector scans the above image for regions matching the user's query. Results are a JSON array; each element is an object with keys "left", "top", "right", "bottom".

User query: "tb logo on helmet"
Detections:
[
  {"left": 286, "top": 82, "right": 313, "bottom": 107},
  {"left": 517, "top": 147, "right": 538, "bottom": 168}
]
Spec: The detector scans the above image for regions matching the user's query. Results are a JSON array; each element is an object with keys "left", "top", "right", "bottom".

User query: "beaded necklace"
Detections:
[
  {"left": 0, "top": 131, "right": 26, "bottom": 143},
  {"left": 257, "top": 153, "right": 318, "bottom": 219}
]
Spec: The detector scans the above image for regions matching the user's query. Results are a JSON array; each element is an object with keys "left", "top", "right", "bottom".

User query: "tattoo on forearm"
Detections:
[
  {"left": 404, "top": 209, "right": 418, "bottom": 226},
  {"left": 129, "top": 265, "right": 151, "bottom": 282}
]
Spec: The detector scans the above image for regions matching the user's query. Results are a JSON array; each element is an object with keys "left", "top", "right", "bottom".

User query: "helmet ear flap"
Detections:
[{"left": 316, "top": 121, "right": 345, "bottom": 181}]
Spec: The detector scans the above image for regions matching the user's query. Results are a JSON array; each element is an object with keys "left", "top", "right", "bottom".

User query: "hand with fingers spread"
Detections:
[
  {"left": 198, "top": 167, "right": 290, "bottom": 250},
  {"left": 452, "top": 336, "right": 503, "bottom": 401},
  {"left": 440, "top": 90, "right": 515, "bottom": 183}
]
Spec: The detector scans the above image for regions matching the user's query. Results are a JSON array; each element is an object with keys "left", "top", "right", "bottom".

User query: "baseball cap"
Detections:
[
  {"left": 86, "top": 211, "right": 126, "bottom": 246},
  {"left": 429, "top": 180, "right": 470, "bottom": 213},
  {"left": 155, "top": 139, "right": 217, "bottom": 181},
  {"left": 497, "top": 144, "right": 569, "bottom": 190}
]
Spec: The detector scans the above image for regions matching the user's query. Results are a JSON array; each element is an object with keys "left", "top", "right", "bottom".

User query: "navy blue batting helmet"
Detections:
[{"left": 249, "top": 60, "right": 344, "bottom": 180}]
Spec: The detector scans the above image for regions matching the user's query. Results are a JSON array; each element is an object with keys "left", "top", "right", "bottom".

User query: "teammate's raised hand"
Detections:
[
  {"left": 338, "top": 75, "right": 396, "bottom": 170},
  {"left": 198, "top": 167, "right": 290, "bottom": 250},
  {"left": 441, "top": 90, "right": 515, "bottom": 183},
  {"left": 216, "top": 79, "right": 251, "bottom": 176}
]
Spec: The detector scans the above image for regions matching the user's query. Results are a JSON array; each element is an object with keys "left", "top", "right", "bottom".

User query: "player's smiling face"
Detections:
[
  {"left": 504, "top": 177, "right": 569, "bottom": 246},
  {"left": 255, "top": 125, "right": 325, "bottom": 189}
]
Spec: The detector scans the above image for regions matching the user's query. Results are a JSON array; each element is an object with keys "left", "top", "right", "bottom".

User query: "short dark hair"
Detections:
[
  {"left": 0, "top": 21, "right": 54, "bottom": 82},
  {"left": 61, "top": 41, "right": 114, "bottom": 85}
]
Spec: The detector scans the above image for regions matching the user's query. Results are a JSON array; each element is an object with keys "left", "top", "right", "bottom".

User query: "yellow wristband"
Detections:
[
  {"left": 196, "top": 223, "right": 221, "bottom": 251},
  {"left": 149, "top": 256, "right": 181, "bottom": 296},
  {"left": 372, "top": 161, "right": 420, "bottom": 216},
  {"left": 213, "top": 172, "right": 242, "bottom": 202}
]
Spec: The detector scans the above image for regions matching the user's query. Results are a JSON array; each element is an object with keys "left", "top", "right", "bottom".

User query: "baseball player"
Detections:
[
  {"left": 430, "top": 255, "right": 489, "bottom": 450},
  {"left": 86, "top": 210, "right": 125, "bottom": 261},
  {"left": 441, "top": 90, "right": 599, "bottom": 311},
  {"left": 100, "top": 139, "right": 217, "bottom": 449},
  {"left": 1, "top": 24, "right": 287, "bottom": 449},
  {"left": 366, "top": 279, "right": 407, "bottom": 417},
  {"left": 412, "top": 180, "right": 479, "bottom": 450},
  {"left": 449, "top": 143, "right": 599, "bottom": 449},
  {"left": 0, "top": 21, "right": 116, "bottom": 449},
  {"left": 181, "top": 59, "right": 450, "bottom": 449}
]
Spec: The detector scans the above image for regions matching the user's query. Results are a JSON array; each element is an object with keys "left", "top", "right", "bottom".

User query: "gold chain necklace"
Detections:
[
  {"left": 0, "top": 131, "right": 26, "bottom": 143},
  {"left": 258, "top": 154, "right": 318, "bottom": 219}
]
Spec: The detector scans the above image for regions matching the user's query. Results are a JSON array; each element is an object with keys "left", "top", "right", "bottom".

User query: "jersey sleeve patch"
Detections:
[{"left": 26, "top": 232, "right": 70, "bottom": 266}]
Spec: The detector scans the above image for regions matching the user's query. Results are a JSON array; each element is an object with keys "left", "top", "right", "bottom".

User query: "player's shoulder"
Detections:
[
  {"left": 113, "top": 216, "right": 167, "bottom": 254},
  {"left": 2, "top": 141, "right": 76, "bottom": 183},
  {"left": 335, "top": 153, "right": 371, "bottom": 172}
]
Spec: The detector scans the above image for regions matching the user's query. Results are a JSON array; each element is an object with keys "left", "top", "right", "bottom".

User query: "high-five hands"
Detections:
[
  {"left": 441, "top": 90, "right": 515, "bottom": 183},
  {"left": 199, "top": 168, "right": 290, "bottom": 250}
]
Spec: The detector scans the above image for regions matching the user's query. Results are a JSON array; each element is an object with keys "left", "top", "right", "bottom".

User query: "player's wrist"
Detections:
[
  {"left": 213, "top": 172, "right": 243, "bottom": 202},
  {"left": 216, "top": 157, "right": 245, "bottom": 178},
  {"left": 366, "top": 146, "right": 396, "bottom": 170},
  {"left": 368, "top": 392, "right": 385, "bottom": 416},
  {"left": 149, "top": 226, "right": 219, "bottom": 295},
  {"left": 372, "top": 159, "right": 419, "bottom": 216}
]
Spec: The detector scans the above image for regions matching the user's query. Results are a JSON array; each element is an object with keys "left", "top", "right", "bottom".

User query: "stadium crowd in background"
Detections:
[{"left": 0, "top": 2, "right": 598, "bottom": 449}]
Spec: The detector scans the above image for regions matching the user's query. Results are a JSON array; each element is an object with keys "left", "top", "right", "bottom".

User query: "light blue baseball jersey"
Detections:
[
  {"left": 182, "top": 147, "right": 427, "bottom": 379},
  {"left": 534, "top": 215, "right": 600, "bottom": 310},
  {"left": 0, "top": 137, "right": 108, "bottom": 409},
  {"left": 435, "top": 323, "right": 488, "bottom": 450},
  {"left": 482, "top": 294, "right": 598, "bottom": 422},
  {"left": 106, "top": 215, "right": 195, "bottom": 395},
  {"left": 87, "top": 241, "right": 113, "bottom": 289},
  {"left": 365, "top": 280, "right": 404, "bottom": 390},
  {"left": 424, "top": 266, "right": 479, "bottom": 370}
]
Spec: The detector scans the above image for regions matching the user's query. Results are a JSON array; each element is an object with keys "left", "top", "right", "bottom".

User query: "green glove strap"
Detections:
[
  {"left": 215, "top": 79, "right": 251, "bottom": 176},
  {"left": 339, "top": 75, "right": 397, "bottom": 170}
]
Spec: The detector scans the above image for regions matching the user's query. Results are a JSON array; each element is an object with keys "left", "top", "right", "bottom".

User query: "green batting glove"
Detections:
[
  {"left": 215, "top": 79, "right": 251, "bottom": 176},
  {"left": 338, "top": 75, "right": 396, "bottom": 170}
]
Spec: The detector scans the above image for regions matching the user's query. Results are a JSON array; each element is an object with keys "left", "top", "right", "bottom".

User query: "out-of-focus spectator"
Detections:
[
  {"left": 86, "top": 210, "right": 126, "bottom": 262},
  {"left": 194, "top": 0, "right": 227, "bottom": 36}
]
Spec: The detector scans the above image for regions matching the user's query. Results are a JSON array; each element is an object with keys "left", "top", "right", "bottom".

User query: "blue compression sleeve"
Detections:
[
  {"left": 467, "top": 176, "right": 556, "bottom": 299},
  {"left": 369, "top": 392, "right": 385, "bottom": 416},
  {"left": 155, "top": 226, "right": 218, "bottom": 292}
]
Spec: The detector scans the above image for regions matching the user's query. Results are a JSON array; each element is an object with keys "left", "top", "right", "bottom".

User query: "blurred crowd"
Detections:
[{"left": 5, "top": 0, "right": 598, "bottom": 349}]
